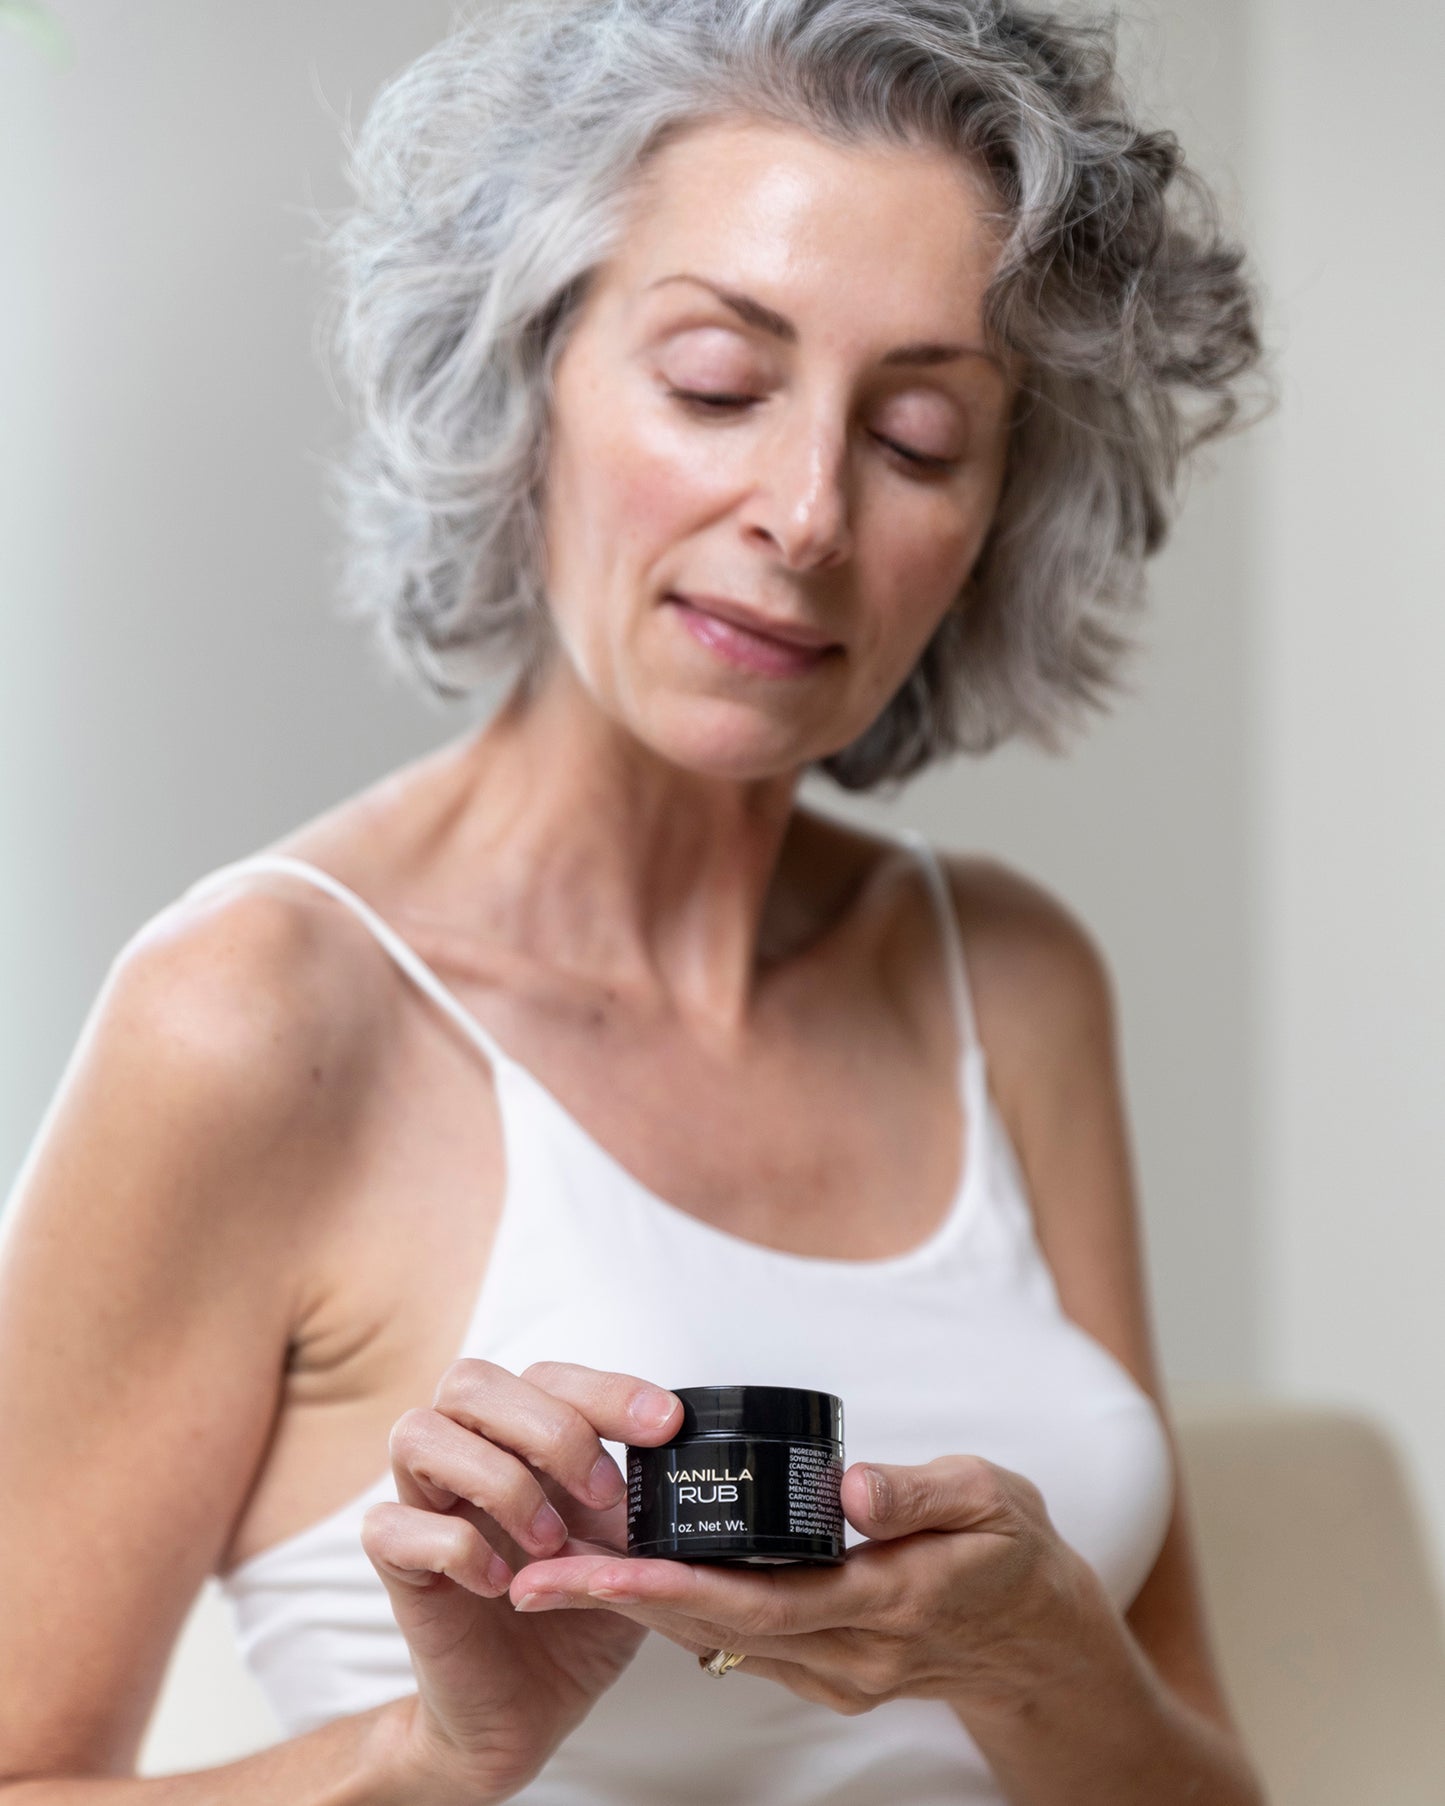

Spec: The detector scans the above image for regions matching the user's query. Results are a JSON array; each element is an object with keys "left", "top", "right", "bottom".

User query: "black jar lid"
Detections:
[{"left": 669, "top": 1384, "right": 842, "bottom": 1443}]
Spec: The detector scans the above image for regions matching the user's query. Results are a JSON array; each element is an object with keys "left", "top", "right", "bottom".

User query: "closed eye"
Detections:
[{"left": 664, "top": 388, "right": 957, "bottom": 473}]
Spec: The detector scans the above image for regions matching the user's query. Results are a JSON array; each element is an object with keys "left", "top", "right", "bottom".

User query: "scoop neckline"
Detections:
[{"left": 494, "top": 1039, "right": 989, "bottom": 1276}]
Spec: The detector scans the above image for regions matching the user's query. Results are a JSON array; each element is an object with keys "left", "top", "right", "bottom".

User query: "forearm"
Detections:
[
  {"left": 0, "top": 1695, "right": 513, "bottom": 1806},
  {"left": 952, "top": 1569, "right": 1265, "bottom": 1806}
]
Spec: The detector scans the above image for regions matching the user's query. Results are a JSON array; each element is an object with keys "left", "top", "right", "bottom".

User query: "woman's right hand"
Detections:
[{"left": 362, "top": 1358, "right": 682, "bottom": 1804}]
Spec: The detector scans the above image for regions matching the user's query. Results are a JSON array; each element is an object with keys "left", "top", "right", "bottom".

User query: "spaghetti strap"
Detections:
[
  {"left": 896, "top": 827, "right": 981, "bottom": 1059},
  {"left": 183, "top": 855, "right": 514, "bottom": 1075}
]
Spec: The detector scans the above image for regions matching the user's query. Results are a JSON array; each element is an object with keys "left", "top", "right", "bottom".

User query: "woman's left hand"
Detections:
[{"left": 501, "top": 1453, "right": 1098, "bottom": 1717}]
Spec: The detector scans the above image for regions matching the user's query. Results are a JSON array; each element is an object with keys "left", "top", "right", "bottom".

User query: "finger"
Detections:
[
  {"left": 618, "top": 1601, "right": 851, "bottom": 1671},
  {"left": 508, "top": 1550, "right": 874, "bottom": 1641},
  {"left": 518, "top": 1357, "right": 684, "bottom": 1450},
  {"left": 430, "top": 1357, "right": 680, "bottom": 1515},
  {"left": 503, "top": 1569, "right": 861, "bottom": 1685},
  {"left": 645, "top": 1618, "right": 863, "bottom": 1699},
  {"left": 594, "top": 1595, "right": 853, "bottom": 1672},
  {"left": 843, "top": 1453, "right": 1038, "bottom": 1539},
  {"left": 671, "top": 1641, "right": 886, "bottom": 1719},
  {"left": 504, "top": 1572, "right": 833, "bottom": 1660},
  {"left": 389, "top": 1405, "right": 593, "bottom": 1565},
  {"left": 663, "top": 1637, "right": 870, "bottom": 1720},
  {"left": 361, "top": 1498, "right": 512, "bottom": 1610}
]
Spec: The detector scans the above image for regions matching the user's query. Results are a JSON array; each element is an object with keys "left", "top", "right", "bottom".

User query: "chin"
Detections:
[{"left": 638, "top": 692, "right": 827, "bottom": 781}]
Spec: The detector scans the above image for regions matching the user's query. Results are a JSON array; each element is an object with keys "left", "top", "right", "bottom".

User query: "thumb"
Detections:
[
  {"left": 844, "top": 1453, "right": 1021, "bottom": 1540},
  {"left": 843, "top": 1462, "right": 912, "bottom": 1540}
]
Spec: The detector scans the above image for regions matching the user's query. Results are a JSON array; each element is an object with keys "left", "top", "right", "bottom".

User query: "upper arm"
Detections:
[
  {"left": 941, "top": 855, "right": 1244, "bottom": 1742},
  {"left": 0, "top": 884, "right": 374, "bottom": 1781}
]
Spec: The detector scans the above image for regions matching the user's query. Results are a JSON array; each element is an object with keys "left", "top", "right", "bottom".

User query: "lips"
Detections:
[
  {"left": 665, "top": 594, "right": 840, "bottom": 678},
  {"left": 666, "top": 592, "right": 839, "bottom": 651}
]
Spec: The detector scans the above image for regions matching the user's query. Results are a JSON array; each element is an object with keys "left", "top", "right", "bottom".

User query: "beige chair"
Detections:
[{"left": 1177, "top": 1398, "right": 1445, "bottom": 1806}]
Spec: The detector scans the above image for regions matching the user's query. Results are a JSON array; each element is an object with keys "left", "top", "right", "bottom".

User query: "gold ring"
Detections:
[{"left": 699, "top": 1647, "right": 747, "bottom": 1676}]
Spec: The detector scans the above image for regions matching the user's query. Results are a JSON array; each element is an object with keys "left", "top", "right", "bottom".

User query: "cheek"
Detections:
[
  {"left": 611, "top": 404, "right": 736, "bottom": 545},
  {"left": 607, "top": 451, "right": 708, "bottom": 559},
  {"left": 915, "top": 472, "right": 994, "bottom": 573},
  {"left": 859, "top": 506, "right": 974, "bottom": 643},
  {"left": 546, "top": 360, "right": 715, "bottom": 578},
  {"left": 549, "top": 434, "right": 720, "bottom": 609}
]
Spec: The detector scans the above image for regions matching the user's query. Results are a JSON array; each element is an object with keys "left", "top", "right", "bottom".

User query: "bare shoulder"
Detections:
[
  {"left": 5, "top": 865, "right": 402, "bottom": 1347},
  {"left": 116, "top": 866, "right": 395, "bottom": 1140},
  {"left": 928, "top": 847, "right": 1118, "bottom": 1115},
  {"left": 0, "top": 875, "right": 400, "bottom": 1777},
  {"left": 937, "top": 850, "right": 1113, "bottom": 1013},
  {"left": 799, "top": 811, "right": 1116, "bottom": 1096}
]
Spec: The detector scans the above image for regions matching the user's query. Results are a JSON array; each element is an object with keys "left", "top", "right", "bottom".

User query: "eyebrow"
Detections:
[{"left": 643, "top": 272, "right": 1007, "bottom": 375}]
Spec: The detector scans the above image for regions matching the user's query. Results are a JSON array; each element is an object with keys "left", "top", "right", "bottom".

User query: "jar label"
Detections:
[
  {"left": 784, "top": 1441, "right": 842, "bottom": 1538},
  {"left": 627, "top": 1437, "right": 843, "bottom": 1553}
]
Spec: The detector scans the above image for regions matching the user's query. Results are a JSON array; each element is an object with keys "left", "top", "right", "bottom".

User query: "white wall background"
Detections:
[
  {"left": 1, "top": 0, "right": 1439, "bottom": 1777},
  {"left": 1250, "top": 0, "right": 1445, "bottom": 1606}
]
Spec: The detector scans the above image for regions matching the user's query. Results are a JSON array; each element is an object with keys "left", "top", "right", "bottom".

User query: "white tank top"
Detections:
[{"left": 186, "top": 827, "right": 1173, "bottom": 1804}]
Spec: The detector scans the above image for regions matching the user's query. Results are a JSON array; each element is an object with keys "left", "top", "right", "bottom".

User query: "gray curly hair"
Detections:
[{"left": 319, "top": 0, "right": 1275, "bottom": 792}]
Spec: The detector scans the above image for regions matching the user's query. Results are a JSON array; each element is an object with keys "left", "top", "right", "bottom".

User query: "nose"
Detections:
[{"left": 740, "top": 410, "right": 853, "bottom": 571}]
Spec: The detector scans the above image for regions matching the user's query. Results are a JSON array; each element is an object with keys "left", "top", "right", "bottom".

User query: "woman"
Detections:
[{"left": 0, "top": 2, "right": 1273, "bottom": 1801}]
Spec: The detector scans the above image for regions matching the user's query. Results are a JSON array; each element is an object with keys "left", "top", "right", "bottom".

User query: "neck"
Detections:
[{"left": 430, "top": 658, "right": 823, "bottom": 1050}]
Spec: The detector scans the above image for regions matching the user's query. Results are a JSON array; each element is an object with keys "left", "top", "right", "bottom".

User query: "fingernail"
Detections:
[
  {"left": 514, "top": 1590, "right": 568, "bottom": 1612},
  {"left": 589, "top": 1452, "right": 625, "bottom": 1505},
  {"left": 631, "top": 1386, "right": 677, "bottom": 1430},
  {"left": 865, "top": 1467, "right": 893, "bottom": 1518},
  {"left": 530, "top": 1501, "right": 567, "bottom": 1546},
  {"left": 486, "top": 1553, "right": 513, "bottom": 1592}
]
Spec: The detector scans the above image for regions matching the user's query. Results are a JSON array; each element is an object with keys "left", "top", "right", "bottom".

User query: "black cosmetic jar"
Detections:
[{"left": 626, "top": 1384, "right": 845, "bottom": 1566}]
